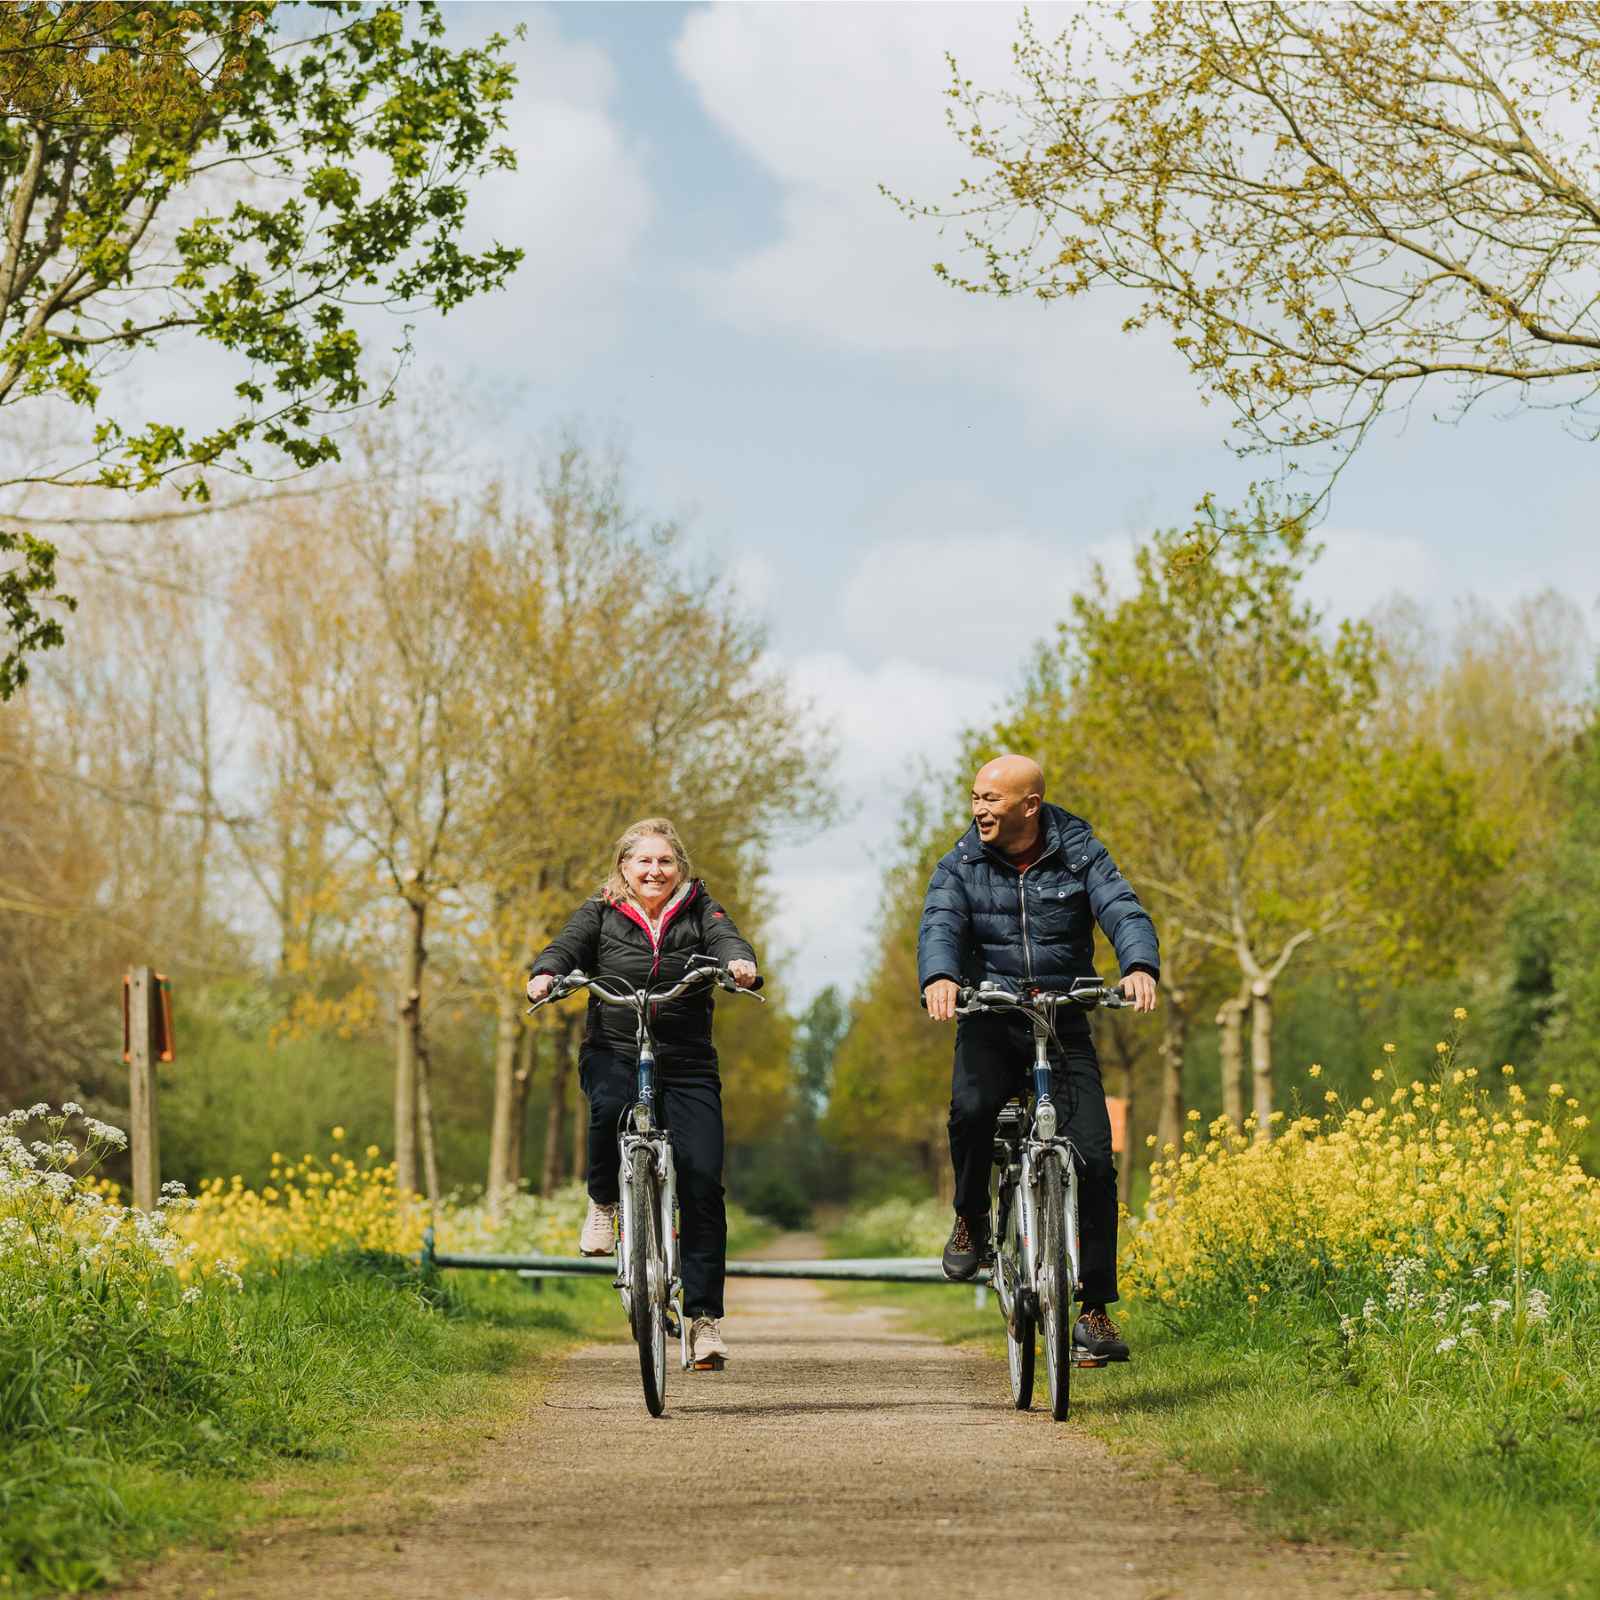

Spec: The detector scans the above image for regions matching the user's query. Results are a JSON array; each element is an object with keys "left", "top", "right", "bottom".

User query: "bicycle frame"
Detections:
[
  {"left": 532, "top": 957, "right": 763, "bottom": 1376},
  {"left": 613, "top": 999, "right": 688, "bottom": 1364},
  {"left": 993, "top": 1009, "right": 1076, "bottom": 1317},
  {"left": 961, "top": 978, "right": 1134, "bottom": 1408}
]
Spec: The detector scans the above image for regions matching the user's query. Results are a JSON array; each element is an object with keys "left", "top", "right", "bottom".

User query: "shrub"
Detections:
[{"left": 1126, "top": 1016, "right": 1598, "bottom": 1323}]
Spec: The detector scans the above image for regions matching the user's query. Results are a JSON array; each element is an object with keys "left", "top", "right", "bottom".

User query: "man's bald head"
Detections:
[{"left": 970, "top": 753, "right": 1046, "bottom": 854}]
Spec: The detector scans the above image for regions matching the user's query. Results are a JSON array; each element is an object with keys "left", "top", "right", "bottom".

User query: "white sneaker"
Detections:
[
  {"left": 690, "top": 1315, "right": 728, "bottom": 1368},
  {"left": 579, "top": 1198, "right": 618, "bottom": 1256}
]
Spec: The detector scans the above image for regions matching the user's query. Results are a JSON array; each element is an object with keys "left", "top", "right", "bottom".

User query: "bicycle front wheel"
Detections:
[
  {"left": 1040, "top": 1156, "right": 1072, "bottom": 1421},
  {"left": 997, "top": 1183, "right": 1034, "bottom": 1410},
  {"left": 627, "top": 1156, "right": 668, "bottom": 1417}
]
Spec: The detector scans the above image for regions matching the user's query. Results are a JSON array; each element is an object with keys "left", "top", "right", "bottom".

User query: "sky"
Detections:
[
  {"left": 76, "top": 3, "right": 1600, "bottom": 1001},
  {"left": 405, "top": 1, "right": 1600, "bottom": 1002}
]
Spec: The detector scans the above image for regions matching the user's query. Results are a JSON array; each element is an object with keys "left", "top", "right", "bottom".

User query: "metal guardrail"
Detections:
[{"left": 419, "top": 1228, "right": 992, "bottom": 1286}]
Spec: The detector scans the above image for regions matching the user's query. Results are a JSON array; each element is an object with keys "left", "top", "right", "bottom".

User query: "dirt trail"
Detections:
[{"left": 116, "top": 1237, "right": 1397, "bottom": 1599}]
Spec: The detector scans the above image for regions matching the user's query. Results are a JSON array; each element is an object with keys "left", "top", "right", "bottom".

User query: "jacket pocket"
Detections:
[{"left": 1028, "top": 875, "right": 1087, "bottom": 942}]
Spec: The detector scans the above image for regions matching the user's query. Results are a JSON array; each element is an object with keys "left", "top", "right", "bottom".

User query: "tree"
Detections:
[
  {"left": 235, "top": 431, "right": 489, "bottom": 1198},
  {"left": 463, "top": 438, "right": 833, "bottom": 1207},
  {"left": 922, "top": 3, "right": 1600, "bottom": 465},
  {"left": 1501, "top": 696, "right": 1600, "bottom": 1117},
  {"left": 993, "top": 648, "right": 1231, "bottom": 1156},
  {"left": 795, "top": 985, "right": 847, "bottom": 1119},
  {"left": 826, "top": 801, "right": 963, "bottom": 1197},
  {"left": 1000, "top": 503, "right": 1501, "bottom": 1132},
  {"left": 1, "top": 0, "right": 521, "bottom": 693}
]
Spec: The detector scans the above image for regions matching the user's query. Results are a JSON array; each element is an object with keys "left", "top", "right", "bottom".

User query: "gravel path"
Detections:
[{"left": 114, "top": 1238, "right": 1398, "bottom": 1599}]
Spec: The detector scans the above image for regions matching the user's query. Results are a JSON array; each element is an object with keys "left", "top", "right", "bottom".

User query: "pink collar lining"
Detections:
[{"left": 611, "top": 881, "right": 697, "bottom": 949}]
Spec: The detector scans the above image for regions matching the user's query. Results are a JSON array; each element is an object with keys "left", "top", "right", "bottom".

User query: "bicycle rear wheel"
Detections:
[
  {"left": 1040, "top": 1156, "right": 1072, "bottom": 1421},
  {"left": 996, "top": 1183, "right": 1034, "bottom": 1410},
  {"left": 627, "top": 1155, "right": 668, "bottom": 1417}
]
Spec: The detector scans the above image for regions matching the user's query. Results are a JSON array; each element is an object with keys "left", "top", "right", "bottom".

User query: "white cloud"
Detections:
[
  {"left": 765, "top": 648, "right": 994, "bottom": 998},
  {"left": 1303, "top": 528, "right": 1439, "bottom": 624},
  {"left": 674, "top": 4, "right": 1210, "bottom": 437},
  {"left": 408, "top": 9, "right": 653, "bottom": 369},
  {"left": 837, "top": 531, "right": 1138, "bottom": 669}
]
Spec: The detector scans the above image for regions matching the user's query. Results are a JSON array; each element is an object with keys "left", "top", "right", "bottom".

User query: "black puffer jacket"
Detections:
[
  {"left": 530, "top": 880, "right": 757, "bottom": 1067},
  {"left": 917, "top": 803, "right": 1159, "bottom": 1002}
]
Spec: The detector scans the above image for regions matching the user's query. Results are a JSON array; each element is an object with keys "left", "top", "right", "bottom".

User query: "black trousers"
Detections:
[
  {"left": 947, "top": 1014, "right": 1119, "bottom": 1306},
  {"left": 579, "top": 1049, "right": 727, "bottom": 1320}
]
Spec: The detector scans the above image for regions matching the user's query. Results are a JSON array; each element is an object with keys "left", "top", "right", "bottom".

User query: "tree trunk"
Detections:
[
  {"left": 541, "top": 1013, "right": 576, "bottom": 1196},
  {"left": 507, "top": 1024, "right": 535, "bottom": 1193},
  {"left": 1156, "top": 985, "right": 1188, "bottom": 1159},
  {"left": 1251, "top": 979, "right": 1275, "bottom": 1141},
  {"left": 1217, "top": 987, "right": 1248, "bottom": 1129},
  {"left": 416, "top": 1037, "right": 441, "bottom": 1206},
  {"left": 393, "top": 895, "right": 425, "bottom": 1194},
  {"left": 487, "top": 981, "right": 522, "bottom": 1214},
  {"left": 572, "top": 1057, "right": 587, "bottom": 1186}
]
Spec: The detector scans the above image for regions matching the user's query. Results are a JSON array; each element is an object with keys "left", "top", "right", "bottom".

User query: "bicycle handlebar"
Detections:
[
  {"left": 946, "top": 978, "right": 1134, "bottom": 1017},
  {"left": 527, "top": 958, "right": 765, "bottom": 1016}
]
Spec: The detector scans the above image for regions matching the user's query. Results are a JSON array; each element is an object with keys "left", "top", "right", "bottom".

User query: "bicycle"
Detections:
[
  {"left": 529, "top": 955, "right": 764, "bottom": 1417},
  {"left": 955, "top": 976, "right": 1136, "bottom": 1421}
]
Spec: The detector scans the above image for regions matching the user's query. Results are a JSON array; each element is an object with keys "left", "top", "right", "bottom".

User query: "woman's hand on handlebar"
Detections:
[
  {"left": 1119, "top": 971, "right": 1158, "bottom": 1013},
  {"left": 923, "top": 978, "right": 959, "bottom": 1023},
  {"left": 526, "top": 973, "right": 555, "bottom": 1004},
  {"left": 728, "top": 959, "right": 759, "bottom": 990}
]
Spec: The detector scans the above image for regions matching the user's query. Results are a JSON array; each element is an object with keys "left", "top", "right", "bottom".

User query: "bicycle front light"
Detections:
[{"left": 1035, "top": 1101, "right": 1058, "bottom": 1141}]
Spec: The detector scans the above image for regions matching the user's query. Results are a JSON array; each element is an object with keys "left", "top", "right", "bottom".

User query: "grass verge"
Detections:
[
  {"left": 3, "top": 1254, "right": 617, "bottom": 1597},
  {"left": 829, "top": 1281, "right": 1598, "bottom": 1600}
]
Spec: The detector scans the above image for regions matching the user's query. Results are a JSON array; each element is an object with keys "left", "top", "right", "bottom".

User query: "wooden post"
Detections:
[{"left": 127, "top": 966, "right": 161, "bottom": 1211}]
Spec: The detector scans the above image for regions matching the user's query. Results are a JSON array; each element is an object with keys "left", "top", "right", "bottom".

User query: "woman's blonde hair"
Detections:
[{"left": 603, "top": 817, "right": 695, "bottom": 903}]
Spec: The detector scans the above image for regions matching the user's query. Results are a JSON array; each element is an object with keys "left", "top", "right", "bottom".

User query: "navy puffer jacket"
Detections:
[{"left": 917, "top": 803, "right": 1159, "bottom": 999}]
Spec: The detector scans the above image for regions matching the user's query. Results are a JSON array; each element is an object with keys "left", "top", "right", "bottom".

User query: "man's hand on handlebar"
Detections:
[
  {"left": 923, "top": 978, "right": 959, "bottom": 1023},
  {"left": 1120, "top": 971, "right": 1158, "bottom": 1013},
  {"left": 526, "top": 973, "right": 555, "bottom": 1004},
  {"left": 728, "top": 960, "right": 759, "bottom": 989}
]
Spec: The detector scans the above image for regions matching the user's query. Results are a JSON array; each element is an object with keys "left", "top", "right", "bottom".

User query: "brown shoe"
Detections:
[
  {"left": 1074, "top": 1307, "right": 1129, "bottom": 1362},
  {"left": 941, "top": 1213, "right": 990, "bottom": 1281}
]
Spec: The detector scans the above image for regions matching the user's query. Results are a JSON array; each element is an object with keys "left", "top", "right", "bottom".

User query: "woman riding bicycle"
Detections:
[{"left": 526, "top": 817, "right": 758, "bottom": 1368}]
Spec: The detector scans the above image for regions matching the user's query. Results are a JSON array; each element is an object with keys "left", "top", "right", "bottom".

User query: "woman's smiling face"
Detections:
[{"left": 622, "top": 835, "right": 681, "bottom": 911}]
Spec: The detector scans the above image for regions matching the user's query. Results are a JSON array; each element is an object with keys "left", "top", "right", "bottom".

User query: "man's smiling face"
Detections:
[{"left": 970, "top": 755, "right": 1044, "bottom": 852}]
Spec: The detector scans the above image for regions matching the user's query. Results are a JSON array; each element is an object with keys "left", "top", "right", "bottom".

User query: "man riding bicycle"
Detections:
[{"left": 920, "top": 754, "right": 1158, "bottom": 1363}]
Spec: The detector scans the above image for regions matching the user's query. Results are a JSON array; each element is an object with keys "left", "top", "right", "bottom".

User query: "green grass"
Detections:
[
  {"left": 0, "top": 1253, "right": 618, "bottom": 1596},
  {"left": 831, "top": 1282, "right": 1600, "bottom": 1600}
]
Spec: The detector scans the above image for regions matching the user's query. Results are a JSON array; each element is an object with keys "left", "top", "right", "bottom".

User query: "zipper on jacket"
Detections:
[
  {"left": 987, "top": 826, "right": 1063, "bottom": 989},
  {"left": 1019, "top": 872, "right": 1034, "bottom": 985}
]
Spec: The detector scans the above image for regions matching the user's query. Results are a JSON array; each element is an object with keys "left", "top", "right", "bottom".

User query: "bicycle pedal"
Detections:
[
  {"left": 1072, "top": 1353, "right": 1109, "bottom": 1369},
  {"left": 691, "top": 1354, "right": 726, "bottom": 1372}
]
